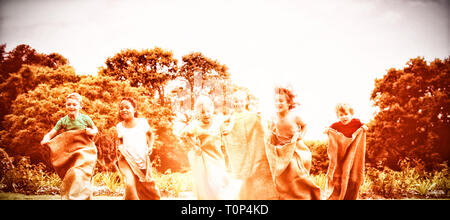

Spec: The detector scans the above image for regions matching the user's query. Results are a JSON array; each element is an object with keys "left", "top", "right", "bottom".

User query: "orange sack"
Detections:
[
  {"left": 47, "top": 129, "right": 97, "bottom": 200},
  {"left": 325, "top": 128, "right": 366, "bottom": 200}
]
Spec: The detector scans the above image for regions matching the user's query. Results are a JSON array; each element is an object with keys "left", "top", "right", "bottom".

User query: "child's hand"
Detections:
[
  {"left": 323, "top": 127, "right": 330, "bottom": 134},
  {"left": 362, "top": 124, "right": 369, "bottom": 131},
  {"left": 86, "top": 127, "right": 98, "bottom": 136},
  {"left": 40, "top": 139, "right": 49, "bottom": 146}
]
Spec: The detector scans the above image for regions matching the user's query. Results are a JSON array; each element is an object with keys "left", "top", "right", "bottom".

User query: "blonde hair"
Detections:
[
  {"left": 335, "top": 103, "right": 354, "bottom": 115},
  {"left": 66, "top": 92, "right": 83, "bottom": 105}
]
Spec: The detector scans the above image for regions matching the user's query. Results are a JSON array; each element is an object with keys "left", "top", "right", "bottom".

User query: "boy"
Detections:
[
  {"left": 41, "top": 93, "right": 97, "bottom": 143},
  {"left": 324, "top": 102, "right": 367, "bottom": 200},
  {"left": 41, "top": 92, "right": 98, "bottom": 200},
  {"left": 326, "top": 103, "right": 368, "bottom": 138}
]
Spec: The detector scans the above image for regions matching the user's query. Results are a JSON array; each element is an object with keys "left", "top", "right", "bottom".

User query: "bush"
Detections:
[
  {"left": 152, "top": 169, "right": 193, "bottom": 197},
  {"left": 0, "top": 156, "right": 61, "bottom": 194},
  {"left": 364, "top": 160, "right": 450, "bottom": 199},
  {"left": 305, "top": 140, "right": 329, "bottom": 175}
]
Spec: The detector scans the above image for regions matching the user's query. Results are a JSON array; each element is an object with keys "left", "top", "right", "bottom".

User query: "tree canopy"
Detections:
[
  {"left": 99, "top": 47, "right": 178, "bottom": 105},
  {"left": 368, "top": 57, "right": 450, "bottom": 170},
  {"left": 177, "top": 52, "right": 229, "bottom": 110},
  {"left": 0, "top": 44, "right": 69, "bottom": 130}
]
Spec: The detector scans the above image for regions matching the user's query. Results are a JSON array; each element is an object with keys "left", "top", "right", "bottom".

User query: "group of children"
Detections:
[
  {"left": 41, "top": 93, "right": 160, "bottom": 200},
  {"left": 41, "top": 86, "right": 368, "bottom": 200}
]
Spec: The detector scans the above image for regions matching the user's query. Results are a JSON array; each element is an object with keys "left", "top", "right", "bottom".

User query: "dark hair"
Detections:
[
  {"left": 275, "top": 86, "right": 298, "bottom": 110},
  {"left": 118, "top": 97, "right": 139, "bottom": 121}
]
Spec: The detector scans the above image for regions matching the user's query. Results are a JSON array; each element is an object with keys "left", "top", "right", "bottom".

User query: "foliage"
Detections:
[
  {"left": 305, "top": 140, "right": 329, "bottom": 175},
  {"left": 0, "top": 156, "right": 61, "bottom": 195},
  {"left": 177, "top": 52, "right": 229, "bottom": 110},
  {"left": 364, "top": 161, "right": 450, "bottom": 199},
  {"left": 92, "top": 171, "right": 123, "bottom": 194},
  {"left": 99, "top": 47, "right": 178, "bottom": 105},
  {"left": 152, "top": 169, "right": 194, "bottom": 197},
  {"left": 0, "top": 44, "right": 68, "bottom": 82},
  {"left": 369, "top": 57, "right": 450, "bottom": 170},
  {"left": 0, "top": 44, "right": 69, "bottom": 130}
]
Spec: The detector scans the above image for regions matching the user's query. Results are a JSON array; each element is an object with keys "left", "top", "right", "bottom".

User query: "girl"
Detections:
[
  {"left": 265, "top": 86, "right": 321, "bottom": 200},
  {"left": 115, "top": 97, "right": 161, "bottom": 200},
  {"left": 180, "top": 95, "right": 241, "bottom": 200}
]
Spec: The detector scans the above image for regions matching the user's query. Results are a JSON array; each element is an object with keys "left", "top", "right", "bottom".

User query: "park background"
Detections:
[{"left": 0, "top": 0, "right": 448, "bottom": 199}]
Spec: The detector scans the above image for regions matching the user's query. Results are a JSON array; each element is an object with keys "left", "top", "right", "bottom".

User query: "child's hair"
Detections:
[
  {"left": 194, "top": 95, "right": 214, "bottom": 114},
  {"left": 118, "top": 97, "right": 139, "bottom": 120},
  {"left": 275, "top": 86, "right": 298, "bottom": 110},
  {"left": 66, "top": 92, "right": 83, "bottom": 105},
  {"left": 335, "top": 103, "right": 354, "bottom": 115}
]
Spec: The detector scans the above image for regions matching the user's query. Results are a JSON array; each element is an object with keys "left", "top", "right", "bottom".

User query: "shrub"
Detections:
[
  {"left": 92, "top": 171, "right": 123, "bottom": 194},
  {"left": 0, "top": 156, "right": 61, "bottom": 194},
  {"left": 305, "top": 140, "right": 329, "bottom": 175},
  {"left": 152, "top": 169, "right": 193, "bottom": 197},
  {"left": 365, "top": 160, "right": 450, "bottom": 199}
]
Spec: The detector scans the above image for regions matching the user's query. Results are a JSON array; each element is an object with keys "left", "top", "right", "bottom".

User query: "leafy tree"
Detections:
[
  {"left": 177, "top": 52, "right": 229, "bottom": 110},
  {"left": 0, "top": 44, "right": 6, "bottom": 64},
  {"left": 0, "top": 44, "right": 69, "bottom": 130},
  {"left": 99, "top": 47, "right": 178, "bottom": 105},
  {"left": 368, "top": 57, "right": 450, "bottom": 170},
  {"left": 0, "top": 44, "right": 68, "bottom": 82}
]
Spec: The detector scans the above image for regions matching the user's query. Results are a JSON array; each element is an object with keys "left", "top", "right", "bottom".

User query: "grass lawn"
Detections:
[
  {"left": 0, "top": 192, "right": 122, "bottom": 200},
  {"left": 0, "top": 192, "right": 196, "bottom": 200}
]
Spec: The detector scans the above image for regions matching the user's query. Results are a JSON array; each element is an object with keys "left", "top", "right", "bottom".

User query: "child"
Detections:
[
  {"left": 180, "top": 95, "right": 241, "bottom": 200},
  {"left": 221, "top": 91, "right": 278, "bottom": 199},
  {"left": 265, "top": 86, "right": 321, "bottom": 200},
  {"left": 326, "top": 103, "right": 368, "bottom": 138},
  {"left": 115, "top": 97, "right": 161, "bottom": 200},
  {"left": 324, "top": 102, "right": 368, "bottom": 200},
  {"left": 41, "top": 93, "right": 98, "bottom": 142},
  {"left": 41, "top": 92, "right": 98, "bottom": 200}
]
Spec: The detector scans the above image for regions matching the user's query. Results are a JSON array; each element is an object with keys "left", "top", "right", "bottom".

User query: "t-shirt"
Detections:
[
  {"left": 54, "top": 114, "right": 95, "bottom": 132},
  {"left": 330, "top": 118, "right": 363, "bottom": 138},
  {"left": 116, "top": 118, "right": 151, "bottom": 169}
]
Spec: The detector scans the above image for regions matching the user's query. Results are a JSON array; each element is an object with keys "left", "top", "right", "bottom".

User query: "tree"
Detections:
[
  {"left": 368, "top": 57, "right": 450, "bottom": 170},
  {"left": 177, "top": 52, "right": 229, "bottom": 110},
  {"left": 0, "top": 44, "right": 68, "bottom": 82},
  {"left": 0, "top": 66, "right": 82, "bottom": 167},
  {"left": 0, "top": 44, "right": 69, "bottom": 130},
  {"left": 99, "top": 47, "right": 178, "bottom": 105}
]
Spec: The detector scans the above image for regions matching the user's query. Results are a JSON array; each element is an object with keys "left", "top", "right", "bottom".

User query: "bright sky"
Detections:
[{"left": 1, "top": 0, "right": 448, "bottom": 140}]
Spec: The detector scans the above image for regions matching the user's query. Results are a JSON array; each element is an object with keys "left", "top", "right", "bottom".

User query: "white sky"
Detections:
[{"left": 1, "top": 0, "right": 448, "bottom": 140}]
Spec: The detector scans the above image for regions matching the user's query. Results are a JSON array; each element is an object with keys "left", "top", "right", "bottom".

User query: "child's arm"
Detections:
[
  {"left": 361, "top": 124, "right": 368, "bottom": 131},
  {"left": 41, "top": 129, "right": 58, "bottom": 145},
  {"left": 295, "top": 115, "right": 307, "bottom": 140},
  {"left": 84, "top": 115, "right": 98, "bottom": 136}
]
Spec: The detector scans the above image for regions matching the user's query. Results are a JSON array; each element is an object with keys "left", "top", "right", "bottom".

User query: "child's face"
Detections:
[
  {"left": 196, "top": 104, "right": 213, "bottom": 124},
  {"left": 337, "top": 111, "right": 353, "bottom": 125},
  {"left": 65, "top": 98, "right": 81, "bottom": 116},
  {"left": 119, "top": 100, "right": 135, "bottom": 121},
  {"left": 233, "top": 95, "right": 246, "bottom": 113},
  {"left": 275, "top": 94, "right": 289, "bottom": 114}
]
